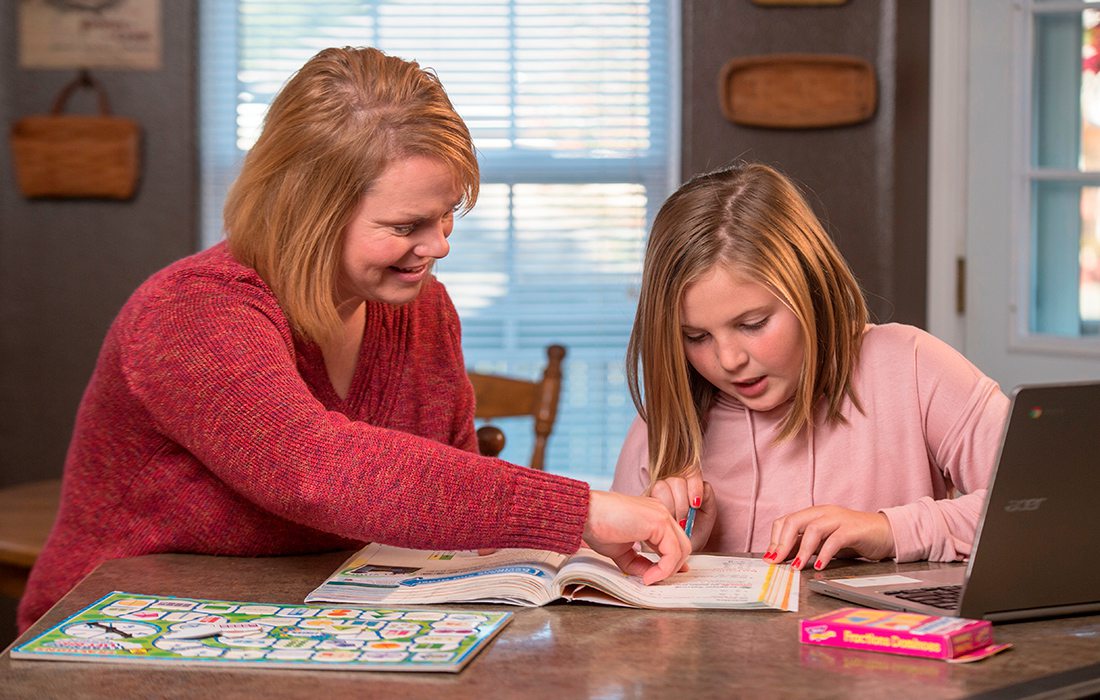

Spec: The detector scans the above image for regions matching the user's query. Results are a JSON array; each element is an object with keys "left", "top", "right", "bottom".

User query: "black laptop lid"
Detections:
[{"left": 960, "top": 381, "right": 1100, "bottom": 621}]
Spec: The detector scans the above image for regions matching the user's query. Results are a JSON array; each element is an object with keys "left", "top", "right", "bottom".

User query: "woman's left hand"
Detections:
[{"left": 764, "top": 505, "right": 895, "bottom": 571}]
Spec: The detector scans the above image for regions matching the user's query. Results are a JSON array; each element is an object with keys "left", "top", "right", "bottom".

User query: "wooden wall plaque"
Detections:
[
  {"left": 718, "top": 54, "right": 876, "bottom": 129},
  {"left": 751, "top": 0, "right": 848, "bottom": 6}
]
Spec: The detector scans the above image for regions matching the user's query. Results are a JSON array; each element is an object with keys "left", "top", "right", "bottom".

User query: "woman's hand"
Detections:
[
  {"left": 583, "top": 490, "right": 692, "bottom": 584},
  {"left": 648, "top": 470, "right": 717, "bottom": 550},
  {"left": 764, "top": 505, "right": 895, "bottom": 570}
]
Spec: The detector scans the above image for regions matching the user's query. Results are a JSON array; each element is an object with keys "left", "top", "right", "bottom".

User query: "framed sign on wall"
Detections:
[{"left": 18, "top": 0, "right": 162, "bottom": 70}]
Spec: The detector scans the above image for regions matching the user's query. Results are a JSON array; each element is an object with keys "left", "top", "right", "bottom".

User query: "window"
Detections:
[
  {"left": 1026, "top": 1, "right": 1100, "bottom": 342},
  {"left": 199, "top": 1, "right": 678, "bottom": 485}
]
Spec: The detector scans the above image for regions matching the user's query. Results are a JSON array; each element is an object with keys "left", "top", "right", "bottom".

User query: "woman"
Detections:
[{"left": 18, "top": 47, "right": 688, "bottom": 632}]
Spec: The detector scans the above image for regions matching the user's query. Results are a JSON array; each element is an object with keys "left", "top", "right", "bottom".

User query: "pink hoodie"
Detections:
[{"left": 611, "top": 323, "right": 1009, "bottom": 562}]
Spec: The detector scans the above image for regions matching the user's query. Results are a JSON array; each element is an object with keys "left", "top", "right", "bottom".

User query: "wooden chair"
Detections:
[
  {"left": 468, "top": 345, "right": 566, "bottom": 471},
  {"left": 0, "top": 479, "right": 61, "bottom": 599}
]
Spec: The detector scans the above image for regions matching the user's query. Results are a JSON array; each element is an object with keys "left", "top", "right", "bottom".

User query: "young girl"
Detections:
[{"left": 611, "top": 162, "right": 1009, "bottom": 571}]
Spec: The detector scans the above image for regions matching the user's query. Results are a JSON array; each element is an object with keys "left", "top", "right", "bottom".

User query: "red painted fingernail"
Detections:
[
  {"left": 692, "top": 496, "right": 701, "bottom": 508},
  {"left": 792, "top": 557, "right": 802, "bottom": 569},
  {"left": 764, "top": 551, "right": 775, "bottom": 560},
  {"left": 814, "top": 559, "right": 824, "bottom": 570},
  {"left": 679, "top": 519, "right": 686, "bottom": 529}
]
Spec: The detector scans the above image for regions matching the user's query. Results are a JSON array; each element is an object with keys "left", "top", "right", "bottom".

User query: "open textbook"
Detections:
[{"left": 305, "top": 544, "right": 799, "bottom": 612}]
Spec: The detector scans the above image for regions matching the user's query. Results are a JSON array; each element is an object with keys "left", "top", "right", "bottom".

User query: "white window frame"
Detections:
[{"left": 1013, "top": 0, "right": 1100, "bottom": 356}]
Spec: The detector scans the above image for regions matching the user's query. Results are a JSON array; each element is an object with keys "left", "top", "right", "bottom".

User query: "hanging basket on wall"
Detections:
[{"left": 9, "top": 70, "right": 141, "bottom": 200}]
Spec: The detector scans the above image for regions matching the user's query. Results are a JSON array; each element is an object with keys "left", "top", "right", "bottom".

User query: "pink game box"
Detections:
[{"left": 800, "top": 607, "right": 1006, "bottom": 662}]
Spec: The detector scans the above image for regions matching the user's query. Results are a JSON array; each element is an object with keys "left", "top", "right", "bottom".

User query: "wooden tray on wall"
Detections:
[
  {"left": 752, "top": 1, "right": 848, "bottom": 6},
  {"left": 718, "top": 54, "right": 876, "bottom": 129}
]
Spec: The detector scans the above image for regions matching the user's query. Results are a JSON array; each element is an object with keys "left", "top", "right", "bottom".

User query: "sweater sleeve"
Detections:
[
  {"left": 610, "top": 416, "right": 651, "bottom": 497},
  {"left": 879, "top": 330, "right": 1009, "bottom": 562},
  {"left": 120, "top": 271, "right": 589, "bottom": 554}
]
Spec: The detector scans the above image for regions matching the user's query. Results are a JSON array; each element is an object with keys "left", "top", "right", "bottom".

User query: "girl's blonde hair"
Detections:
[
  {"left": 224, "top": 46, "right": 479, "bottom": 345},
  {"left": 626, "top": 162, "right": 867, "bottom": 483}
]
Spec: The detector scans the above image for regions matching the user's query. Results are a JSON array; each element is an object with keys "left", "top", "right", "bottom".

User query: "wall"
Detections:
[
  {"left": 681, "top": 0, "right": 929, "bottom": 328},
  {"left": 0, "top": 0, "right": 929, "bottom": 489},
  {"left": 0, "top": 2, "right": 198, "bottom": 488}
]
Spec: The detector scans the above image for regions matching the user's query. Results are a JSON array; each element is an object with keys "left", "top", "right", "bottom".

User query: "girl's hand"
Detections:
[
  {"left": 648, "top": 470, "right": 717, "bottom": 549},
  {"left": 583, "top": 490, "right": 692, "bottom": 584},
  {"left": 764, "top": 505, "right": 895, "bottom": 570}
]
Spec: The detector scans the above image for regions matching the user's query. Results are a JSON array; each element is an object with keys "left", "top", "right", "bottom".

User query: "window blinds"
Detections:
[{"left": 199, "top": 0, "right": 677, "bottom": 484}]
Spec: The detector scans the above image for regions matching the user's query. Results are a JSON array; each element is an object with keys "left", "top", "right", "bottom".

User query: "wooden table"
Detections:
[
  {"left": 0, "top": 479, "right": 61, "bottom": 598},
  {"left": 1, "top": 552, "right": 1098, "bottom": 699}
]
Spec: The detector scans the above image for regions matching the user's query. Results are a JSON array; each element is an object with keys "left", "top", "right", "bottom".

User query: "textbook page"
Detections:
[
  {"left": 305, "top": 545, "right": 569, "bottom": 607},
  {"left": 306, "top": 545, "right": 799, "bottom": 612},
  {"left": 558, "top": 550, "right": 800, "bottom": 611}
]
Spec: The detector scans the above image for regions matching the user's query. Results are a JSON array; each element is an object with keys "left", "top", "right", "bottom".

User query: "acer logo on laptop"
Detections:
[{"left": 1004, "top": 498, "right": 1047, "bottom": 512}]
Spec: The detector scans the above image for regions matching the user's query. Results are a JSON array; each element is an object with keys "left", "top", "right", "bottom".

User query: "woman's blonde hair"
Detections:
[
  {"left": 626, "top": 162, "right": 867, "bottom": 483},
  {"left": 224, "top": 46, "right": 479, "bottom": 345}
]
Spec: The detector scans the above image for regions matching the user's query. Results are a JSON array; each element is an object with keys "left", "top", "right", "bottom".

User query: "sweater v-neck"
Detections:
[{"left": 298, "top": 300, "right": 409, "bottom": 421}]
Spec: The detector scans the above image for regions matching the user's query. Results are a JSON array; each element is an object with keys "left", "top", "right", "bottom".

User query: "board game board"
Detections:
[{"left": 12, "top": 591, "right": 512, "bottom": 672}]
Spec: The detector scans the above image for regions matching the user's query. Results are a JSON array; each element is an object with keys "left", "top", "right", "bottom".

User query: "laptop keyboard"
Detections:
[{"left": 884, "top": 584, "right": 962, "bottom": 610}]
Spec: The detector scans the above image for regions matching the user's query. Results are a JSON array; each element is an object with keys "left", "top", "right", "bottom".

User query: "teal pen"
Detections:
[{"left": 684, "top": 506, "right": 697, "bottom": 537}]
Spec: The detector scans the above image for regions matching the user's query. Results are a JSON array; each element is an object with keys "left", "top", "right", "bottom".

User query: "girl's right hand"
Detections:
[
  {"left": 583, "top": 490, "right": 691, "bottom": 585},
  {"left": 648, "top": 469, "right": 717, "bottom": 550}
]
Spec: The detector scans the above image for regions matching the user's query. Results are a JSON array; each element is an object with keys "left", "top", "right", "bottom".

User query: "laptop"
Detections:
[{"left": 809, "top": 380, "right": 1100, "bottom": 622}]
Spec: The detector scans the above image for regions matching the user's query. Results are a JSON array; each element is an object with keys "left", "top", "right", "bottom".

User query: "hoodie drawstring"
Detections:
[
  {"left": 744, "top": 408, "right": 760, "bottom": 552},
  {"left": 808, "top": 419, "right": 816, "bottom": 507},
  {"left": 740, "top": 404, "right": 817, "bottom": 552}
]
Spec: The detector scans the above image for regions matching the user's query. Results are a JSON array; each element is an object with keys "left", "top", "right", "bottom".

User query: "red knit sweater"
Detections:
[{"left": 18, "top": 243, "right": 589, "bottom": 631}]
